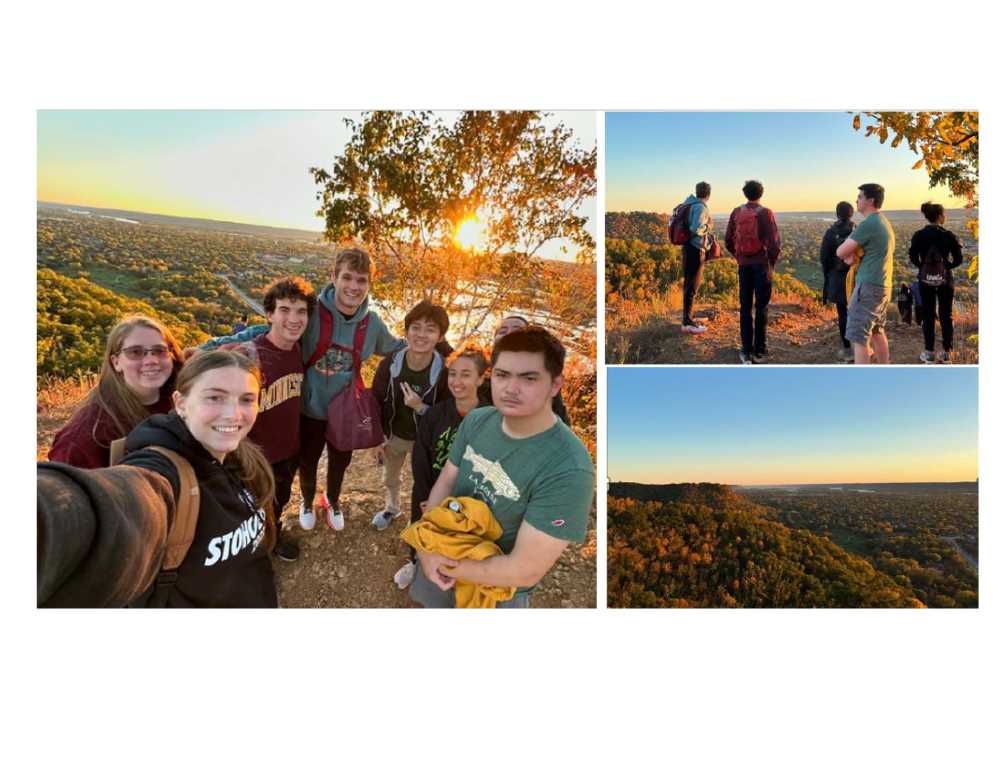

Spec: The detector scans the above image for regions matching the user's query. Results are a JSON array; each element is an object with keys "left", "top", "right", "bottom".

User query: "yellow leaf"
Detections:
[
  {"left": 912, "top": 158, "right": 924, "bottom": 169},
  {"left": 852, "top": 114, "right": 861, "bottom": 131}
]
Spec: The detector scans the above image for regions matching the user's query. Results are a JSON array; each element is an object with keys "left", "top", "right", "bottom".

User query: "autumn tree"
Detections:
[
  {"left": 310, "top": 111, "right": 596, "bottom": 341},
  {"left": 851, "top": 111, "right": 979, "bottom": 280}
]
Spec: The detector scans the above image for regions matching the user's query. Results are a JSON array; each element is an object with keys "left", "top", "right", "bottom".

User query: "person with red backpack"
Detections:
[
  {"left": 203, "top": 248, "right": 404, "bottom": 534},
  {"left": 724, "top": 180, "right": 781, "bottom": 364},
  {"left": 909, "top": 201, "right": 963, "bottom": 363},
  {"left": 670, "top": 181, "right": 714, "bottom": 334}
]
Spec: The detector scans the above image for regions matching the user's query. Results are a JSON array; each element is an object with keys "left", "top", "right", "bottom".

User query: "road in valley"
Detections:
[{"left": 217, "top": 274, "right": 265, "bottom": 315}]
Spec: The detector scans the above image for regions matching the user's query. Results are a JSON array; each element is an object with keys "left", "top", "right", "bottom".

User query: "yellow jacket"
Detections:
[{"left": 400, "top": 497, "right": 517, "bottom": 608}]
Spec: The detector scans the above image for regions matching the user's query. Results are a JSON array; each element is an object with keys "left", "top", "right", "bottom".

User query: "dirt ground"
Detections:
[
  {"left": 607, "top": 300, "right": 979, "bottom": 366},
  {"left": 37, "top": 404, "right": 596, "bottom": 609}
]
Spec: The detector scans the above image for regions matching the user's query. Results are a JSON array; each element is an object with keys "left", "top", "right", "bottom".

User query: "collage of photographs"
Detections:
[{"left": 35, "top": 109, "right": 979, "bottom": 611}]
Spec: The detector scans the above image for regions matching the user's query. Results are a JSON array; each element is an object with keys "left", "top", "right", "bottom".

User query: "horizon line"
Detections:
[
  {"left": 606, "top": 207, "right": 977, "bottom": 216},
  {"left": 37, "top": 200, "right": 324, "bottom": 235},
  {"left": 610, "top": 480, "right": 979, "bottom": 487}
]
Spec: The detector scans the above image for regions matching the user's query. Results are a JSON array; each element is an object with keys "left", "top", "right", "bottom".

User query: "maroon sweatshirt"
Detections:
[
  {"left": 224, "top": 334, "right": 303, "bottom": 464},
  {"left": 48, "top": 391, "right": 174, "bottom": 469}
]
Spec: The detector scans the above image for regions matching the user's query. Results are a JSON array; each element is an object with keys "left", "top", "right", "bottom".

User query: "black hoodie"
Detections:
[
  {"left": 36, "top": 412, "right": 277, "bottom": 608},
  {"left": 123, "top": 413, "right": 277, "bottom": 608},
  {"left": 909, "top": 223, "right": 963, "bottom": 287},
  {"left": 819, "top": 219, "right": 855, "bottom": 305}
]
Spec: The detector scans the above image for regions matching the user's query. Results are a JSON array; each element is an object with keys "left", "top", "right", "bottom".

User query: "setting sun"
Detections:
[{"left": 454, "top": 214, "right": 486, "bottom": 251}]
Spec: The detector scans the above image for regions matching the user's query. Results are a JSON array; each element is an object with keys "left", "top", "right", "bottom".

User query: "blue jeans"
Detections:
[{"left": 738, "top": 263, "right": 772, "bottom": 355}]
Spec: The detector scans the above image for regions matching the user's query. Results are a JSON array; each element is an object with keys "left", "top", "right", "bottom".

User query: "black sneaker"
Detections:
[
  {"left": 274, "top": 539, "right": 300, "bottom": 562},
  {"left": 752, "top": 351, "right": 769, "bottom": 364}
]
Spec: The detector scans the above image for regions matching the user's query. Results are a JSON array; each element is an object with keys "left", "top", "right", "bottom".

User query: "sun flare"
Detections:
[{"left": 454, "top": 215, "right": 486, "bottom": 251}]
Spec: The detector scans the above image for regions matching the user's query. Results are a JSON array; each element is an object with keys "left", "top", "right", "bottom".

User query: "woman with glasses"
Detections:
[
  {"left": 39, "top": 349, "right": 278, "bottom": 607},
  {"left": 49, "top": 315, "right": 184, "bottom": 468}
]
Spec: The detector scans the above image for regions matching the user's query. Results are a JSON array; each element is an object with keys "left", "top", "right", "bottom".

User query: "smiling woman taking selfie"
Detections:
[
  {"left": 48, "top": 315, "right": 184, "bottom": 469},
  {"left": 37, "top": 349, "right": 278, "bottom": 608}
]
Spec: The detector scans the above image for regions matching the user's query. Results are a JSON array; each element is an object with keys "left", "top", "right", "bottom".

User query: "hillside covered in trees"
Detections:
[{"left": 608, "top": 482, "right": 977, "bottom": 608}]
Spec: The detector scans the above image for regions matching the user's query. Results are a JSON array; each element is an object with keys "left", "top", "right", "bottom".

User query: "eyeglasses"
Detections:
[{"left": 117, "top": 345, "right": 171, "bottom": 361}]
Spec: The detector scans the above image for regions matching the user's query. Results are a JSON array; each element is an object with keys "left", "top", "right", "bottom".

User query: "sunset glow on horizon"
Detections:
[
  {"left": 608, "top": 368, "right": 978, "bottom": 486},
  {"left": 37, "top": 110, "right": 596, "bottom": 260}
]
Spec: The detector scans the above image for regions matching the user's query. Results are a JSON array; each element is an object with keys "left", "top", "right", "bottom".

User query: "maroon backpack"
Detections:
[
  {"left": 668, "top": 202, "right": 693, "bottom": 245},
  {"left": 734, "top": 205, "right": 765, "bottom": 256},
  {"left": 305, "top": 305, "right": 385, "bottom": 452}
]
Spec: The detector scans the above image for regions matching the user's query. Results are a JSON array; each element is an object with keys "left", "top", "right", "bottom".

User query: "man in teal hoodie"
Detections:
[
  {"left": 681, "top": 181, "right": 713, "bottom": 334},
  {"left": 203, "top": 247, "right": 403, "bottom": 531}
]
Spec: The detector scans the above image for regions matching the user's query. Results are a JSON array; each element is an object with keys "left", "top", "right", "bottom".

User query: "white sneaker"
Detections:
[
  {"left": 371, "top": 509, "right": 401, "bottom": 531},
  {"left": 299, "top": 503, "right": 316, "bottom": 531},
  {"left": 681, "top": 323, "right": 707, "bottom": 334},
  {"left": 327, "top": 507, "right": 345, "bottom": 531},
  {"left": 738, "top": 350, "right": 753, "bottom": 365},
  {"left": 919, "top": 350, "right": 935, "bottom": 364},
  {"left": 393, "top": 560, "right": 417, "bottom": 590}
]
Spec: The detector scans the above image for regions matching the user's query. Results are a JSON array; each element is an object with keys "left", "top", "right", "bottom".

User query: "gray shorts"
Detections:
[
  {"left": 845, "top": 282, "right": 890, "bottom": 344},
  {"left": 409, "top": 562, "right": 532, "bottom": 608}
]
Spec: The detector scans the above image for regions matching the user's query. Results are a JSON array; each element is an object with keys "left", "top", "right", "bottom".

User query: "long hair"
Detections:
[
  {"left": 174, "top": 350, "right": 277, "bottom": 548},
  {"left": 75, "top": 315, "right": 184, "bottom": 444}
]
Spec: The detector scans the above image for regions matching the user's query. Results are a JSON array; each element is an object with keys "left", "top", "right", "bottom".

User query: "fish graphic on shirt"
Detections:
[{"left": 463, "top": 445, "right": 521, "bottom": 502}]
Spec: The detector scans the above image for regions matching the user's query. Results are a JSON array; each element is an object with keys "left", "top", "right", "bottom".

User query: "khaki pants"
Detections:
[{"left": 383, "top": 435, "right": 414, "bottom": 514}]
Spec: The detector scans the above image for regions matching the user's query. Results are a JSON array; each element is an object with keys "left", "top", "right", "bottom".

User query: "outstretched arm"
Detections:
[
  {"left": 200, "top": 325, "right": 268, "bottom": 350},
  {"left": 37, "top": 463, "right": 176, "bottom": 607}
]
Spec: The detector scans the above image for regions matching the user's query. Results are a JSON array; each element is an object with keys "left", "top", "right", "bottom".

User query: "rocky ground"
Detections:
[
  {"left": 607, "top": 300, "right": 979, "bottom": 366},
  {"left": 37, "top": 401, "right": 596, "bottom": 609}
]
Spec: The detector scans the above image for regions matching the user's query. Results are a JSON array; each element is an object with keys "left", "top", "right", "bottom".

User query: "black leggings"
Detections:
[
  {"left": 682, "top": 243, "right": 705, "bottom": 326},
  {"left": 836, "top": 300, "right": 849, "bottom": 348},
  {"left": 270, "top": 455, "right": 299, "bottom": 535},
  {"left": 920, "top": 282, "right": 954, "bottom": 352},
  {"left": 298, "top": 415, "right": 353, "bottom": 508}
]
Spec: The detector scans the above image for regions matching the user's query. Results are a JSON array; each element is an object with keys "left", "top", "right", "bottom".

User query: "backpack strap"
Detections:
[
  {"left": 109, "top": 437, "right": 127, "bottom": 466},
  {"left": 329, "top": 315, "right": 370, "bottom": 382},
  {"left": 145, "top": 445, "right": 201, "bottom": 572},
  {"left": 305, "top": 303, "right": 335, "bottom": 369}
]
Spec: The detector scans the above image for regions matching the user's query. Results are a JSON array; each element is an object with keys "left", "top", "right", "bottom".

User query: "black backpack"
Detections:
[{"left": 919, "top": 242, "right": 948, "bottom": 287}]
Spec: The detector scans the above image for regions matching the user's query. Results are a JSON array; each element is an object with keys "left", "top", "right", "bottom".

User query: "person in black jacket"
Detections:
[
  {"left": 37, "top": 349, "right": 278, "bottom": 608},
  {"left": 391, "top": 342, "right": 489, "bottom": 590},
  {"left": 897, "top": 283, "right": 913, "bottom": 325},
  {"left": 479, "top": 314, "right": 570, "bottom": 424},
  {"left": 369, "top": 300, "right": 451, "bottom": 531},
  {"left": 819, "top": 201, "right": 856, "bottom": 362},
  {"left": 910, "top": 201, "right": 963, "bottom": 363}
]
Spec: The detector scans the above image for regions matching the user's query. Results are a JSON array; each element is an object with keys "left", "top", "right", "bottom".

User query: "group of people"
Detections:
[
  {"left": 38, "top": 246, "right": 595, "bottom": 608},
  {"left": 678, "top": 181, "right": 964, "bottom": 364}
]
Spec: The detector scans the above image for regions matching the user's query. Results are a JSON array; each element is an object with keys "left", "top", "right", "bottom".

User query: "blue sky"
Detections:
[
  {"left": 608, "top": 366, "right": 978, "bottom": 485},
  {"left": 606, "top": 111, "right": 969, "bottom": 214},
  {"left": 37, "top": 110, "right": 595, "bottom": 260}
]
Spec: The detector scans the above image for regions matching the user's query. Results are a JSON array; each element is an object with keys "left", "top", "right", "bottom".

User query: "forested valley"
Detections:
[{"left": 608, "top": 482, "right": 977, "bottom": 608}]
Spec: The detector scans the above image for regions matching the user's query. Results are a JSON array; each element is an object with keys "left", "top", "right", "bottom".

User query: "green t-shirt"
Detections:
[
  {"left": 852, "top": 211, "right": 895, "bottom": 288},
  {"left": 447, "top": 407, "right": 594, "bottom": 591},
  {"left": 390, "top": 356, "right": 432, "bottom": 441}
]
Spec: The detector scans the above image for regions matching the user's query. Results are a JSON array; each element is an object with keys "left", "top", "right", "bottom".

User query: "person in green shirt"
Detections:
[
  {"left": 409, "top": 326, "right": 595, "bottom": 608},
  {"left": 838, "top": 183, "right": 896, "bottom": 364}
]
